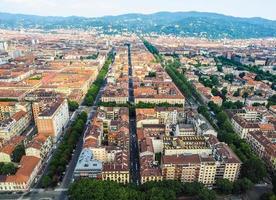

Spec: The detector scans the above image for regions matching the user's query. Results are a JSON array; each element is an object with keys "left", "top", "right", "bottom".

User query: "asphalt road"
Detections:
[{"left": 127, "top": 43, "right": 141, "bottom": 185}]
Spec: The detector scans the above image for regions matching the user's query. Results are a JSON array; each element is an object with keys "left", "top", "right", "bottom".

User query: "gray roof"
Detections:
[{"left": 75, "top": 148, "right": 102, "bottom": 171}]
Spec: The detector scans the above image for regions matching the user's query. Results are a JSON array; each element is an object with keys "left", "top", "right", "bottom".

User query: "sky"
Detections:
[{"left": 0, "top": 0, "right": 276, "bottom": 20}]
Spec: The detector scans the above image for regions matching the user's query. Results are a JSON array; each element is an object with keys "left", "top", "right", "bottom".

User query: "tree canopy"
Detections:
[{"left": 69, "top": 179, "right": 216, "bottom": 200}]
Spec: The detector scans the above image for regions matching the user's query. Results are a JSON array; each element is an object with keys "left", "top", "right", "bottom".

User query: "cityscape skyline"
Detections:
[
  {"left": 1, "top": 0, "right": 276, "bottom": 20},
  {"left": 0, "top": 1, "right": 276, "bottom": 199}
]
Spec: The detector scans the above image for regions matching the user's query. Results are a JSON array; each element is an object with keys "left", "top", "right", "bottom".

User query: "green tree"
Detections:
[
  {"left": 272, "top": 175, "right": 276, "bottom": 194},
  {"left": 211, "top": 88, "right": 220, "bottom": 96},
  {"left": 221, "top": 87, "right": 228, "bottom": 100},
  {"left": 68, "top": 100, "right": 79, "bottom": 112},
  {"left": 79, "top": 111, "right": 88, "bottom": 122},
  {"left": 42, "top": 175, "right": 52, "bottom": 188},
  {"left": 242, "top": 91, "right": 249, "bottom": 104},
  {"left": 233, "top": 178, "right": 253, "bottom": 194},
  {"left": 216, "top": 179, "right": 233, "bottom": 194},
  {"left": 233, "top": 89, "right": 240, "bottom": 97},
  {"left": 1, "top": 163, "right": 17, "bottom": 175},
  {"left": 198, "top": 188, "right": 216, "bottom": 200},
  {"left": 268, "top": 94, "right": 276, "bottom": 107},
  {"left": 239, "top": 72, "right": 245, "bottom": 78},
  {"left": 12, "top": 143, "right": 25, "bottom": 163},
  {"left": 216, "top": 112, "right": 228, "bottom": 126},
  {"left": 84, "top": 95, "right": 94, "bottom": 106},
  {"left": 224, "top": 73, "right": 235, "bottom": 83},
  {"left": 217, "top": 65, "right": 223, "bottom": 72},
  {"left": 210, "top": 75, "right": 219, "bottom": 86},
  {"left": 260, "top": 192, "right": 276, "bottom": 200},
  {"left": 241, "top": 157, "right": 267, "bottom": 183}
]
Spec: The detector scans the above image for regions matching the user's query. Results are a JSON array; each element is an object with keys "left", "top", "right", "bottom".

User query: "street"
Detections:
[{"left": 127, "top": 43, "right": 141, "bottom": 185}]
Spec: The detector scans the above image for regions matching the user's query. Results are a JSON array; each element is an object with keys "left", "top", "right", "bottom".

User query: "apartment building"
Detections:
[
  {"left": 73, "top": 148, "right": 102, "bottom": 180},
  {"left": 0, "top": 156, "right": 41, "bottom": 191},
  {"left": 0, "top": 135, "right": 25, "bottom": 162},
  {"left": 101, "top": 150, "right": 130, "bottom": 184},
  {"left": 162, "top": 154, "right": 217, "bottom": 186},
  {"left": 163, "top": 136, "right": 212, "bottom": 156},
  {"left": 212, "top": 143, "right": 241, "bottom": 182},
  {"left": 140, "top": 155, "right": 163, "bottom": 184},
  {"left": 0, "top": 110, "right": 31, "bottom": 141},
  {"left": 231, "top": 114, "right": 260, "bottom": 139},
  {"left": 0, "top": 102, "right": 18, "bottom": 121},
  {"left": 162, "top": 154, "right": 201, "bottom": 182},
  {"left": 198, "top": 156, "right": 217, "bottom": 186},
  {"left": 25, "top": 133, "right": 52, "bottom": 159},
  {"left": 247, "top": 131, "right": 276, "bottom": 171},
  {"left": 79, "top": 107, "right": 130, "bottom": 184},
  {"left": 36, "top": 98, "right": 69, "bottom": 142}
]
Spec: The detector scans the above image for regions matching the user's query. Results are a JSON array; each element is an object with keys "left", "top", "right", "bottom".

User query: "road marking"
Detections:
[
  {"left": 54, "top": 188, "right": 68, "bottom": 192},
  {"left": 30, "top": 188, "right": 45, "bottom": 192}
]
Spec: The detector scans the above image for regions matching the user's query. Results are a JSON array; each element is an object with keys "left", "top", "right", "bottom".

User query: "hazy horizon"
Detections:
[{"left": 0, "top": 0, "right": 276, "bottom": 20}]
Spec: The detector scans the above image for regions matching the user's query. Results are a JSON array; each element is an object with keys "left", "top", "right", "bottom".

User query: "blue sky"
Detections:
[{"left": 1, "top": 0, "right": 276, "bottom": 20}]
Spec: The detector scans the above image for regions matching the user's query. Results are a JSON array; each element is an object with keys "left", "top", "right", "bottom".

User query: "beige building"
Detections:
[
  {"left": 162, "top": 154, "right": 201, "bottom": 183},
  {"left": 163, "top": 136, "right": 212, "bottom": 156},
  {"left": 101, "top": 150, "right": 130, "bottom": 184},
  {"left": 0, "top": 101, "right": 31, "bottom": 121},
  {"left": 162, "top": 153, "right": 236, "bottom": 186},
  {"left": 135, "top": 97, "right": 185, "bottom": 106},
  {"left": 0, "top": 156, "right": 41, "bottom": 191},
  {"left": 198, "top": 157, "right": 217, "bottom": 186},
  {"left": 90, "top": 147, "right": 108, "bottom": 162},
  {"left": 101, "top": 96, "right": 128, "bottom": 104},
  {"left": 231, "top": 113, "right": 260, "bottom": 139},
  {"left": 0, "top": 135, "right": 25, "bottom": 163},
  {"left": 25, "top": 133, "right": 52, "bottom": 159},
  {"left": 36, "top": 98, "right": 69, "bottom": 142},
  {"left": 209, "top": 136, "right": 242, "bottom": 182},
  {"left": 102, "top": 164, "right": 130, "bottom": 184},
  {"left": 0, "top": 110, "right": 31, "bottom": 141}
]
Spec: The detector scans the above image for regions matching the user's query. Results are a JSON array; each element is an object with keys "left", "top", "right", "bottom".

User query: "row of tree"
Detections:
[
  {"left": 216, "top": 178, "right": 253, "bottom": 195},
  {"left": 142, "top": 40, "right": 159, "bottom": 56},
  {"left": 165, "top": 62, "right": 203, "bottom": 104},
  {"left": 83, "top": 52, "right": 114, "bottom": 106},
  {"left": 41, "top": 112, "right": 87, "bottom": 188},
  {"left": 69, "top": 179, "right": 216, "bottom": 200},
  {"left": 143, "top": 40, "right": 261, "bottom": 195},
  {"left": 206, "top": 102, "right": 267, "bottom": 183}
]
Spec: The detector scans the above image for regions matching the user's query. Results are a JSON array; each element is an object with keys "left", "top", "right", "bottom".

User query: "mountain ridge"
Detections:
[{"left": 0, "top": 11, "right": 276, "bottom": 39}]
